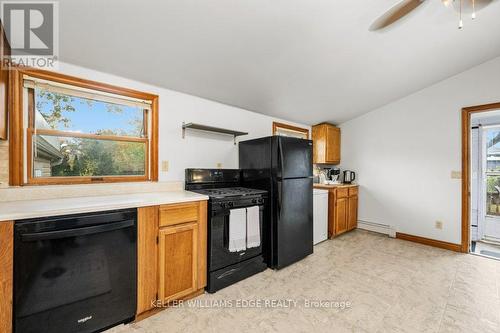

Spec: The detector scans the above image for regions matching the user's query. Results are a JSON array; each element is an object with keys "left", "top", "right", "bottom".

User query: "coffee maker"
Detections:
[{"left": 324, "top": 168, "right": 340, "bottom": 183}]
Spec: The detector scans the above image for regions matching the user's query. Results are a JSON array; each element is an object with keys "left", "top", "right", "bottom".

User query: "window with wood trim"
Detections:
[
  {"left": 272, "top": 121, "right": 309, "bottom": 139},
  {"left": 9, "top": 69, "right": 159, "bottom": 185}
]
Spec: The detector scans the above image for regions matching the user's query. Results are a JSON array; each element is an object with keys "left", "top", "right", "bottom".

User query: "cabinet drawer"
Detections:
[
  {"left": 159, "top": 202, "right": 199, "bottom": 227},
  {"left": 336, "top": 188, "right": 348, "bottom": 198},
  {"left": 348, "top": 187, "right": 358, "bottom": 196}
]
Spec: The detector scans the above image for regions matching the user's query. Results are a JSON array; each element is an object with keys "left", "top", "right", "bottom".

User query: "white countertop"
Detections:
[{"left": 0, "top": 190, "right": 208, "bottom": 221}]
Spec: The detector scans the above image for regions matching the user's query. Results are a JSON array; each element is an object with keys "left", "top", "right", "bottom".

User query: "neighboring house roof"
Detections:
[{"left": 34, "top": 110, "right": 64, "bottom": 162}]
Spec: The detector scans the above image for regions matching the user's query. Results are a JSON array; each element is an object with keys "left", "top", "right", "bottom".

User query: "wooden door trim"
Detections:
[{"left": 461, "top": 102, "right": 500, "bottom": 253}]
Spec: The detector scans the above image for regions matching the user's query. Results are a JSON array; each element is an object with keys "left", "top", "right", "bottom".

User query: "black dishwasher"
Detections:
[{"left": 14, "top": 209, "right": 137, "bottom": 333}]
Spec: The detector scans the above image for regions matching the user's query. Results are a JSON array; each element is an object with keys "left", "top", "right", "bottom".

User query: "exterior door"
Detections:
[
  {"left": 158, "top": 223, "right": 198, "bottom": 303},
  {"left": 482, "top": 126, "right": 500, "bottom": 241}
]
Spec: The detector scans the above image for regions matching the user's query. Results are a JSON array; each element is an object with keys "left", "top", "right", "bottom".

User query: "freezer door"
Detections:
[
  {"left": 275, "top": 177, "right": 313, "bottom": 269},
  {"left": 276, "top": 136, "right": 313, "bottom": 179}
]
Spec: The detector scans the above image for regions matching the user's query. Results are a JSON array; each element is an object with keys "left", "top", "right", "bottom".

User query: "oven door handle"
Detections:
[{"left": 20, "top": 220, "right": 135, "bottom": 242}]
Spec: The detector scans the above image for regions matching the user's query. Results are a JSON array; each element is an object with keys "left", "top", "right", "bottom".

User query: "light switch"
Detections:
[
  {"left": 162, "top": 161, "right": 169, "bottom": 172},
  {"left": 451, "top": 171, "right": 461, "bottom": 179}
]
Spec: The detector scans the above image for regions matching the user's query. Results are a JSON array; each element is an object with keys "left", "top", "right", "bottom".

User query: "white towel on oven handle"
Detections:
[
  {"left": 246, "top": 206, "right": 261, "bottom": 248},
  {"left": 229, "top": 208, "right": 247, "bottom": 252}
]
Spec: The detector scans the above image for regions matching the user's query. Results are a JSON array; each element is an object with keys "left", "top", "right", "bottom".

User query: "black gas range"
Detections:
[{"left": 185, "top": 169, "right": 268, "bottom": 293}]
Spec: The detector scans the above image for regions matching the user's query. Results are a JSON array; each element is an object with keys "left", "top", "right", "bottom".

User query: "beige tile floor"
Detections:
[{"left": 107, "top": 230, "right": 500, "bottom": 333}]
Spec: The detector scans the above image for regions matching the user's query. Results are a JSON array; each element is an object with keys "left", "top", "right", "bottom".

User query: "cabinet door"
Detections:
[
  {"left": 334, "top": 197, "right": 348, "bottom": 235},
  {"left": 326, "top": 126, "right": 340, "bottom": 163},
  {"left": 158, "top": 222, "right": 198, "bottom": 303},
  {"left": 348, "top": 195, "right": 358, "bottom": 231}
]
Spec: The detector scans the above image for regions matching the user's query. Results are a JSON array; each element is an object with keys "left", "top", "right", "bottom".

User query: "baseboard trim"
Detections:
[
  {"left": 395, "top": 232, "right": 462, "bottom": 252},
  {"left": 357, "top": 220, "right": 395, "bottom": 237}
]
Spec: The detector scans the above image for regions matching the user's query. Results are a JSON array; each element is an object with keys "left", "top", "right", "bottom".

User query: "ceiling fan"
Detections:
[{"left": 369, "top": 0, "right": 496, "bottom": 31}]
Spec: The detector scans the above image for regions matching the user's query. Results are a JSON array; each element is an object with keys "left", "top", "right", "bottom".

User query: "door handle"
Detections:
[{"left": 21, "top": 220, "right": 134, "bottom": 242}]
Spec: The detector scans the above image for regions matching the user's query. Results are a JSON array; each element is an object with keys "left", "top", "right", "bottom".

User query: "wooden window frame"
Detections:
[
  {"left": 9, "top": 68, "right": 159, "bottom": 186},
  {"left": 272, "top": 121, "right": 309, "bottom": 139}
]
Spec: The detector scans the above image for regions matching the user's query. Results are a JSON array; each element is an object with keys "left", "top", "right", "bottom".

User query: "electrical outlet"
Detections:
[
  {"left": 451, "top": 171, "right": 461, "bottom": 179},
  {"left": 435, "top": 221, "right": 443, "bottom": 230},
  {"left": 216, "top": 163, "right": 223, "bottom": 168},
  {"left": 161, "top": 160, "right": 169, "bottom": 172}
]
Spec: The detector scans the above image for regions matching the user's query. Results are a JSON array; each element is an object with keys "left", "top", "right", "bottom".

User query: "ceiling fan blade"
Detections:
[{"left": 369, "top": 0, "right": 427, "bottom": 31}]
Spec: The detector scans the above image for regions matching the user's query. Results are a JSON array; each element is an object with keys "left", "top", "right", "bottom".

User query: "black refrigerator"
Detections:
[{"left": 239, "top": 136, "right": 313, "bottom": 269}]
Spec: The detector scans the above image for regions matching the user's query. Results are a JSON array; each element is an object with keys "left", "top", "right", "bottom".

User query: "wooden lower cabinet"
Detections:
[
  {"left": 136, "top": 200, "right": 207, "bottom": 317},
  {"left": 0, "top": 221, "right": 13, "bottom": 333},
  {"left": 137, "top": 206, "right": 159, "bottom": 315},
  {"left": 347, "top": 195, "right": 358, "bottom": 231},
  {"left": 158, "top": 222, "right": 198, "bottom": 302},
  {"left": 334, "top": 197, "right": 348, "bottom": 235},
  {"left": 325, "top": 186, "right": 358, "bottom": 238}
]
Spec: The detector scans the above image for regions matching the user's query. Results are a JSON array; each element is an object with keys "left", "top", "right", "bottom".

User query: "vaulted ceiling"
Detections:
[{"left": 59, "top": 0, "right": 500, "bottom": 124}]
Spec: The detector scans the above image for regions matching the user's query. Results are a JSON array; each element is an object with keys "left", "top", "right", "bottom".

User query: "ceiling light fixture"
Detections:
[
  {"left": 459, "top": 0, "right": 464, "bottom": 29},
  {"left": 370, "top": 0, "right": 494, "bottom": 31}
]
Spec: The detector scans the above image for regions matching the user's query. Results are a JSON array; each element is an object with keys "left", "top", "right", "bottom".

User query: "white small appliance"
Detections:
[{"left": 313, "top": 188, "right": 329, "bottom": 245}]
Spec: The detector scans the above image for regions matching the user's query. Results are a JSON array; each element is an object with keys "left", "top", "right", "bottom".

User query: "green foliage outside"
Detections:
[{"left": 35, "top": 90, "right": 145, "bottom": 177}]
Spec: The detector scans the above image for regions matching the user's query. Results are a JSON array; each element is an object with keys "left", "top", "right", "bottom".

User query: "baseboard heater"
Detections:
[{"left": 357, "top": 220, "right": 395, "bottom": 237}]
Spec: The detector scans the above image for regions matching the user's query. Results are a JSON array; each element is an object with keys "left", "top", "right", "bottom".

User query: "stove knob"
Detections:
[
  {"left": 228, "top": 202, "right": 234, "bottom": 208},
  {"left": 251, "top": 199, "right": 257, "bottom": 204},
  {"left": 219, "top": 203, "right": 226, "bottom": 208}
]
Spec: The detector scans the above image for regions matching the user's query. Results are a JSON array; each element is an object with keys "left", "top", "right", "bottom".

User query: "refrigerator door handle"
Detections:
[
  {"left": 277, "top": 181, "right": 282, "bottom": 220},
  {"left": 278, "top": 137, "right": 285, "bottom": 178}
]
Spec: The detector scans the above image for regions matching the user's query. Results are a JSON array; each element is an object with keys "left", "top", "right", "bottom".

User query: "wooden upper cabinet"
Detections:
[
  {"left": 312, "top": 123, "right": 340, "bottom": 164},
  {"left": 158, "top": 222, "right": 198, "bottom": 303}
]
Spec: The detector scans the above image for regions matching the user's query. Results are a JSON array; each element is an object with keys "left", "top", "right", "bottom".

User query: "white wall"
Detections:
[
  {"left": 25, "top": 62, "right": 309, "bottom": 183},
  {"left": 339, "top": 56, "right": 500, "bottom": 244}
]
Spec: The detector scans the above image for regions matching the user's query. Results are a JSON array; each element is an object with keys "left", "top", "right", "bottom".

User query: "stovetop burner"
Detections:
[{"left": 192, "top": 187, "right": 267, "bottom": 199}]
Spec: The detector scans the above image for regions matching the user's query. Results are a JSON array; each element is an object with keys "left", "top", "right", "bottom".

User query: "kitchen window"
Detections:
[{"left": 9, "top": 69, "right": 158, "bottom": 185}]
